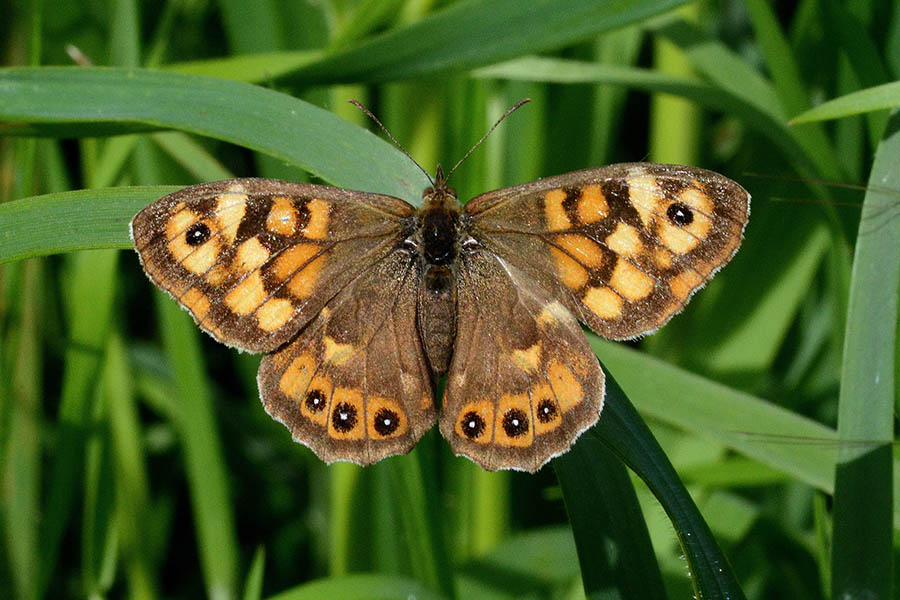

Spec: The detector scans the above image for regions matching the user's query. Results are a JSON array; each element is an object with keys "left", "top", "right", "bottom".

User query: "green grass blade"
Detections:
[
  {"left": 594, "top": 374, "right": 745, "bottom": 599},
  {"left": 0, "top": 67, "right": 427, "bottom": 200},
  {"left": 156, "top": 295, "right": 239, "bottom": 600},
  {"left": 243, "top": 547, "right": 265, "bottom": 600},
  {"left": 829, "top": 109, "right": 900, "bottom": 599},
  {"left": 791, "top": 81, "right": 900, "bottom": 124},
  {"left": 2, "top": 260, "right": 42, "bottom": 600},
  {"left": 284, "top": 0, "right": 690, "bottom": 84},
  {"left": 267, "top": 573, "right": 447, "bottom": 600},
  {"left": 0, "top": 186, "right": 179, "bottom": 264},
  {"left": 38, "top": 249, "right": 119, "bottom": 598},
  {"left": 554, "top": 428, "right": 668, "bottom": 598}
]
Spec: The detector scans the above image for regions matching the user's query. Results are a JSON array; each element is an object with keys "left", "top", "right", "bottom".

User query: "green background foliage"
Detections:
[{"left": 1, "top": 1, "right": 898, "bottom": 598}]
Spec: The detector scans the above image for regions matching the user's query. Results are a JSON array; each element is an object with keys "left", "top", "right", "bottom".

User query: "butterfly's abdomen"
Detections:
[{"left": 418, "top": 265, "right": 456, "bottom": 375}]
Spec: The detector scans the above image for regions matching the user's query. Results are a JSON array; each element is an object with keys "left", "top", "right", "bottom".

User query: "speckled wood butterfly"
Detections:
[{"left": 131, "top": 123, "right": 749, "bottom": 472}]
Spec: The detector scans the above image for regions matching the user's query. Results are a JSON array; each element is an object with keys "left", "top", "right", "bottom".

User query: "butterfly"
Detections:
[{"left": 131, "top": 158, "right": 749, "bottom": 472}]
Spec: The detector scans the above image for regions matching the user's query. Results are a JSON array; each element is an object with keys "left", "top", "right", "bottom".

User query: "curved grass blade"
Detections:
[
  {"left": 282, "top": 0, "right": 690, "bottom": 84},
  {"left": 830, "top": 109, "right": 900, "bottom": 600},
  {"left": 554, "top": 428, "right": 668, "bottom": 598},
  {"left": 0, "top": 67, "right": 428, "bottom": 201},
  {"left": 593, "top": 373, "right": 745, "bottom": 599},
  {"left": 790, "top": 81, "right": 900, "bottom": 125},
  {"left": 0, "top": 186, "right": 178, "bottom": 264}
]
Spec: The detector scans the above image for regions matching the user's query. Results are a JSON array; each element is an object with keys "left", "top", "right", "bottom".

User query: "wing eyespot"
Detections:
[
  {"left": 461, "top": 411, "right": 486, "bottom": 439},
  {"left": 373, "top": 408, "right": 400, "bottom": 436},
  {"left": 185, "top": 222, "right": 211, "bottom": 246},
  {"left": 331, "top": 402, "right": 358, "bottom": 432},
  {"left": 501, "top": 408, "right": 529, "bottom": 438},
  {"left": 666, "top": 202, "right": 694, "bottom": 226},
  {"left": 305, "top": 389, "right": 327, "bottom": 413}
]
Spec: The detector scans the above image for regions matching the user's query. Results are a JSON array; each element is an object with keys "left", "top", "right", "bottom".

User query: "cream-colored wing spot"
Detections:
[
  {"left": 669, "top": 269, "right": 705, "bottom": 300},
  {"left": 181, "top": 287, "right": 211, "bottom": 321},
  {"left": 234, "top": 237, "right": 270, "bottom": 273},
  {"left": 224, "top": 271, "right": 267, "bottom": 315},
  {"left": 609, "top": 259, "right": 655, "bottom": 302},
  {"left": 214, "top": 189, "right": 247, "bottom": 244},
  {"left": 495, "top": 393, "right": 533, "bottom": 448},
  {"left": 605, "top": 222, "right": 643, "bottom": 258},
  {"left": 328, "top": 388, "right": 365, "bottom": 441},
  {"left": 323, "top": 336, "right": 355, "bottom": 365},
  {"left": 257, "top": 297, "right": 294, "bottom": 332},
  {"left": 576, "top": 184, "right": 608, "bottom": 224},
  {"left": 626, "top": 174, "right": 662, "bottom": 227},
  {"left": 555, "top": 234, "right": 605, "bottom": 268},
  {"left": 511, "top": 342, "right": 542, "bottom": 373},
  {"left": 272, "top": 244, "right": 326, "bottom": 299},
  {"left": 544, "top": 189, "right": 571, "bottom": 231},
  {"left": 548, "top": 360, "right": 583, "bottom": 413},
  {"left": 582, "top": 286, "right": 624, "bottom": 320},
  {"left": 302, "top": 199, "right": 330, "bottom": 239},
  {"left": 266, "top": 196, "right": 298, "bottom": 236},
  {"left": 550, "top": 247, "right": 589, "bottom": 290}
]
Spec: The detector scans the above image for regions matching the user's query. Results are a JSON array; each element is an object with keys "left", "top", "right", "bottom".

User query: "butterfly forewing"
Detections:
[
  {"left": 439, "top": 248, "right": 604, "bottom": 472},
  {"left": 131, "top": 179, "right": 414, "bottom": 352},
  {"left": 465, "top": 163, "right": 750, "bottom": 340},
  {"left": 258, "top": 248, "right": 436, "bottom": 466}
]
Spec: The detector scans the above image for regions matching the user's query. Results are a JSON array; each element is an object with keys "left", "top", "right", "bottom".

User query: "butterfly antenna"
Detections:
[
  {"left": 349, "top": 99, "right": 434, "bottom": 186},
  {"left": 445, "top": 98, "right": 531, "bottom": 181}
]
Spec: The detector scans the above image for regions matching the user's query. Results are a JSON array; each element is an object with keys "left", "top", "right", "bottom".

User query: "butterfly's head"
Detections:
[{"left": 423, "top": 164, "right": 458, "bottom": 210}]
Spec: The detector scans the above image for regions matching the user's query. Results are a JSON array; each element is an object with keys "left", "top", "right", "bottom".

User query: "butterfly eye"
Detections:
[
  {"left": 185, "top": 222, "right": 211, "bottom": 246},
  {"left": 461, "top": 411, "right": 486, "bottom": 439},
  {"left": 666, "top": 202, "right": 694, "bottom": 226},
  {"left": 460, "top": 237, "right": 481, "bottom": 251}
]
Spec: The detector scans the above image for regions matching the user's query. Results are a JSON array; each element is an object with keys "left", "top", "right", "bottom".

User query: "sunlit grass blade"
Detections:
[
  {"left": 243, "top": 547, "right": 265, "bottom": 600},
  {"left": 790, "top": 81, "right": 900, "bottom": 124},
  {"left": 593, "top": 374, "right": 745, "bottom": 599},
  {"left": 554, "top": 429, "right": 668, "bottom": 598},
  {"left": 0, "top": 67, "right": 427, "bottom": 200},
  {"left": 829, "top": 109, "right": 900, "bottom": 599},
  {"left": 282, "top": 0, "right": 691, "bottom": 84}
]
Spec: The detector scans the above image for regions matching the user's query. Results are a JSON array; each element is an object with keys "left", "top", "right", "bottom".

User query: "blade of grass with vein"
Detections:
[
  {"left": 592, "top": 338, "right": 900, "bottom": 525},
  {"left": 593, "top": 374, "right": 745, "bottom": 599},
  {"left": 0, "top": 186, "right": 179, "bottom": 264},
  {"left": 790, "top": 81, "right": 900, "bottom": 124},
  {"left": 281, "top": 0, "right": 690, "bottom": 84},
  {"left": 830, "top": 109, "right": 900, "bottom": 599},
  {"left": 0, "top": 67, "right": 427, "bottom": 201},
  {"left": 554, "top": 429, "right": 668, "bottom": 598},
  {"left": 156, "top": 295, "right": 238, "bottom": 600}
]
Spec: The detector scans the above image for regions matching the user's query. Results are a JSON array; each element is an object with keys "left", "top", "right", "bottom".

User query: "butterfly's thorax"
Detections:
[{"left": 413, "top": 174, "right": 463, "bottom": 375}]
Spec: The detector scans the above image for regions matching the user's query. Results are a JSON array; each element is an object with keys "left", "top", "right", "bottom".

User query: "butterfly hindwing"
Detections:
[
  {"left": 465, "top": 163, "right": 750, "bottom": 340},
  {"left": 439, "top": 247, "right": 604, "bottom": 472},
  {"left": 131, "top": 179, "right": 414, "bottom": 352},
  {"left": 258, "top": 248, "right": 437, "bottom": 466}
]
